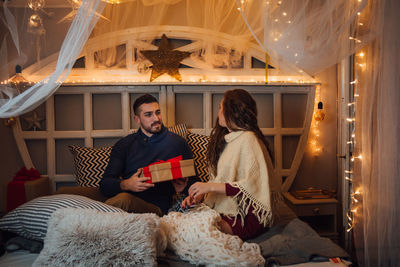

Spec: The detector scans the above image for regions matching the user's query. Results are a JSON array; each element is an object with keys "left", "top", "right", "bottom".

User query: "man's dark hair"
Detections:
[{"left": 133, "top": 94, "right": 158, "bottom": 115}]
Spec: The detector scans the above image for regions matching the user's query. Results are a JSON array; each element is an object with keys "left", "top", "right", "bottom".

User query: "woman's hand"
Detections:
[
  {"left": 188, "top": 182, "right": 212, "bottom": 199},
  {"left": 181, "top": 194, "right": 203, "bottom": 209},
  {"left": 189, "top": 182, "right": 226, "bottom": 198}
]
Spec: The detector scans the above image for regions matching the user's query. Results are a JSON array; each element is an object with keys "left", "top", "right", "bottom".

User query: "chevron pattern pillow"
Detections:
[
  {"left": 187, "top": 132, "right": 210, "bottom": 182},
  {"left": 168, "top": 123, "right": 187, "bottom": 140},
  {"left": 69, "top": 145, "right": 112, "bottom": 187}
]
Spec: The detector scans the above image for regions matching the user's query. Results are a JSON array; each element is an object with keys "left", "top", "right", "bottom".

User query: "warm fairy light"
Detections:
[
  {"left": 282, "top": 12, "right": 287, "bottom": 16},
  {"left": 349, "top": 36, "right": 362, "bottom": 43},
  {"left": 350, "top": 79, "right": 358, "bottom": 84},
  {"left": 358, "top": 52, "right": 365, "bottom": 57}
]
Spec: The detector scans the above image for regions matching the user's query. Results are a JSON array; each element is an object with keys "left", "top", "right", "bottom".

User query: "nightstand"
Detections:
[{"left": 283, "top": 192, "right": 338, "bottom": 240}]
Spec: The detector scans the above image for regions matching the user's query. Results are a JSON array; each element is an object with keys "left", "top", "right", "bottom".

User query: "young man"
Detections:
[
  {"left": 99, "top": 94, "right": 196, "bottom": 216},
  {"left": 57, "top": 94, "right": 197, "bottom": 216}
]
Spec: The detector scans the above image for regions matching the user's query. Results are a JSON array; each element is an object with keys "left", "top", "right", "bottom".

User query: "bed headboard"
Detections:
[{"left": 12, "top": 84, "right": 315, "bottom": 192}]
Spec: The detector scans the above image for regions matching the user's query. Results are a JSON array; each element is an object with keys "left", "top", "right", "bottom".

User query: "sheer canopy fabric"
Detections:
[
  {"left": 353, "top": 0, "right": 400, "bottom": 265},
  {"left": 0, "top": 0, "right": 105, "bottom": 117},
  {"left": 0, "top": 0, "right": 381, "bottom": 117}
]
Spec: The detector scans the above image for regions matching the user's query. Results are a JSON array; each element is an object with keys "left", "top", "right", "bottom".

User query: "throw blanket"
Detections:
[
  {"left": 160, "top": 204, "right": 265, "bottom": 266},
  {"left": 249, "top": 218, "right": 350, "bottom": 265}
]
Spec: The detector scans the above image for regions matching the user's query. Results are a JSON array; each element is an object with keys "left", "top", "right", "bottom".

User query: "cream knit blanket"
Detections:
[
  {"left": 160, "top": 204, "right": 265, "bottom": 266},
  {"left": 203, "top": 131, "right": 275, "bottom": 227}
]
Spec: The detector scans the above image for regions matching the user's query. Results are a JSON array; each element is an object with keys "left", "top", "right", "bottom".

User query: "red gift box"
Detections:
[
  {"left": 140, "top": 155, "right": 195, "bottom": 183},
  {"left": 7, "top": 167, "right": 40, "bottom": 212}
]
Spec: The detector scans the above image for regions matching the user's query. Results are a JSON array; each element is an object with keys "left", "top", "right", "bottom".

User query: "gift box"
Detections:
[
  {"left": 7, "top": 167, "right": 51, "bottom": 211},
  {"left": 140, "top": 156, "right": 196, "bottom": 183}
]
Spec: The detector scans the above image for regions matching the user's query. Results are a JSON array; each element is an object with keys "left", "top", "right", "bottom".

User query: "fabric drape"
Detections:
[{"left": 353, "top": 0, "right": 400, "bottom": 265}]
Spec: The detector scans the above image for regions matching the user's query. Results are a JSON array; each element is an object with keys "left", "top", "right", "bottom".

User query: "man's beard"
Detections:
[{"left": 143, "top": 121, "right": 162, "bottom": 134}]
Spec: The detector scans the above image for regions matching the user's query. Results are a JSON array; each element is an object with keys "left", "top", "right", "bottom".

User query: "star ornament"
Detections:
[
  {"left": 23, "top": 111, "right": 44, "bottom": 131},
  {"left": 140, "top": 34, "right": 191, "bottom": 82}
]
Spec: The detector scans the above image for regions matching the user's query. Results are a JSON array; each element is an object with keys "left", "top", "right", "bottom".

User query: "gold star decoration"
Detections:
[
  {"left": 140, "top": 34, "right": 191, "bottom": 82},
  {"left": 23, "top": 111, "right": 44, "bottom": 131}
]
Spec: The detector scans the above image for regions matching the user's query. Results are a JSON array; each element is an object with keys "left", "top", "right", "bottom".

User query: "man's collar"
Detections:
[{"left": 137, "top": 125, "right": 167, "bottom": 142}]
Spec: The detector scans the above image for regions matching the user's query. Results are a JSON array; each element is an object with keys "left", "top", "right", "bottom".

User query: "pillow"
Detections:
[
  {"left": 69, "top": 145, "right": 112, "bottom": 187},
  {"left": 33, "top": 208, "right": 166, "bottom": 266},
  {"left": 168, "top": 123, "right": 187, "bottom": 140},
  {"left": 187, "top": 132, "right": 210, "bottom": 182},
  {"left": 0, "top": 194, "right": 124, "bottom": 241}
]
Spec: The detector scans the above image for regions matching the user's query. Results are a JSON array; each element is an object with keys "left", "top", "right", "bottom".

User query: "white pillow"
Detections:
[{"left": 33, "top": 208, "right": 166, "bottom": 267}]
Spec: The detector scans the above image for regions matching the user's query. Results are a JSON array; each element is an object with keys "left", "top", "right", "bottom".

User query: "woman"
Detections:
[{"left": 182, "top": 89, "right": 278, "bottom": 240}]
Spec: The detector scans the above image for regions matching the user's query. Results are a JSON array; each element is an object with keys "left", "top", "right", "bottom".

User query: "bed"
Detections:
[
  {"left": 1, "top": 84, "right": 350, "bottom": 266},
  {"left": 0, "top": 198, "right": 350, "bottom": 266}
]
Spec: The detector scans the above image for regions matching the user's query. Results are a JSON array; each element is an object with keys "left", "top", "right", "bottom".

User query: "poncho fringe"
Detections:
[{"left": 229, "top": 182, "right": 276, "bottom": 227}]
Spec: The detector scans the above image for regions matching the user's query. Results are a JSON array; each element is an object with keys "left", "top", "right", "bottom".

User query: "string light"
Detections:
[
  {"left": 309, "top": 84, "right": 324, "bottom": 155},
  {"left": 349, "top": 36, "right": 362, "bottom": 43},
  {"left": 346, "top": 44, "right": 367, "bottom": 233}
]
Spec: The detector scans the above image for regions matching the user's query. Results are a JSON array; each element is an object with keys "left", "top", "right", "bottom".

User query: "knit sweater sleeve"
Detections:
[
  {"left": 100, "top": 140, "right": 126, "bottom": 197},
  {"left": 226, "top": 183, "right": 240, "bottom": 196}
]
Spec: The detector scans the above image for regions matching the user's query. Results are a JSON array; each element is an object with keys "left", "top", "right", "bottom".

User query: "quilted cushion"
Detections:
[
  {"left": 187, "top": 132, "right": 210, "bottom": 182},
  {"left": 0, "top": 194, "right": 124, "bottom": 241}
]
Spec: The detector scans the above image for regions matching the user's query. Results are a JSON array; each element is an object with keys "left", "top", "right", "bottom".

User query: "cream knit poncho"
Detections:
[{"left": 203, "top": 130, "right": 277, "bottom": 227}]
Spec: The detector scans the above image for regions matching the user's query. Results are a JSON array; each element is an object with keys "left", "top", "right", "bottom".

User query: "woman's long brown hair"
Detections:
[{"left": 207, "top": 89, "right": 273, "bottom": 175}]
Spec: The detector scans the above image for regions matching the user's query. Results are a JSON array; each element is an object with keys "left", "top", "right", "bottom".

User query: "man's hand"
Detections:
[
  {"left": 120, "top": 168, "right": 155, "bottom": 192},
  {"left": 172, "top": 178, "right": 188, "bottom": 193}
]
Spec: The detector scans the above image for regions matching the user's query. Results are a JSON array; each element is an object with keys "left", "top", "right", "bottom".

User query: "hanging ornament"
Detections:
[
  {"left": 28, "top": 0, "right": 45, "bottom": 11},
  {"left": 68, "top": 0, "right": 82, "bottom": 9},
  {"left": 3, "top": 117, "right": 16, "bottom": 127},
  {"left": 140, "top": 34, "right": 191, "bottom": 82},
  {"left": 59, "top": 0, "right": 110, "bottom": 23},
  {"left": 23, "top": 111, "right": 45, "bottom": 131},
  {"left": 28, "top": 14, "right": 45, "bottom": 35},
  {"left": 314, "top": 101, "right": 326, "bottom": 121},
  {"left": 137, "top": 63, "right": 150, "bottom": 74},
  {"left": 9, "top": 65, "right": 30, "bottom": 94}
]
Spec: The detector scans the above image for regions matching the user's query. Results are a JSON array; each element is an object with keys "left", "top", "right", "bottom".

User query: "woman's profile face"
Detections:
[{"left": 218, "top": 99, "right": 227, "bottom": 128}]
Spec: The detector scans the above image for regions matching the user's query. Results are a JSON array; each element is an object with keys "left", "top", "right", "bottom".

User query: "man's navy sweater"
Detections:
[{"left": 100, "top": 126, "right": 196, "bottom": 214}]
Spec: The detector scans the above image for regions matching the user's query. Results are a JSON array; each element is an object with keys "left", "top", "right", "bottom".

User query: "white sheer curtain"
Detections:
[
  {"left": 238, "top": 0, "right": 381, "bottom": 76},
  {"left": 0, "top": 0, "right": 105, "bottom": 118},
  {"left": 353, "top": 0, "right": 400, "bottom": 265}
]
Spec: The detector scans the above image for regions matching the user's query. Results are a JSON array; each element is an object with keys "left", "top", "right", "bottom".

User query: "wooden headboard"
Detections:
[{"left": 12, "top": 84, "right": 315, "bottom": 192}]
